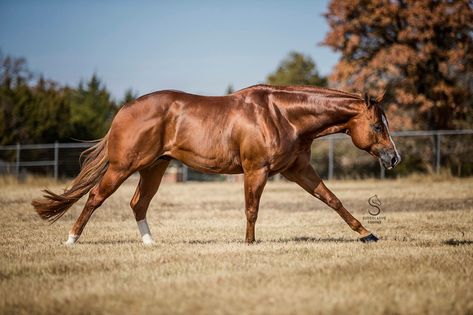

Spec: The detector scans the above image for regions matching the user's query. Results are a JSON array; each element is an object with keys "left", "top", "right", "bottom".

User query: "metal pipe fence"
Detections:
[
  {"left": 318, "top": 129, "right": 473, "bottom": 179},
  {"left": 0, "top": 130, "right": 472, "bottom": 180},
  {"left": 0, "top": 142, "right": 91, "bottom": 180}
]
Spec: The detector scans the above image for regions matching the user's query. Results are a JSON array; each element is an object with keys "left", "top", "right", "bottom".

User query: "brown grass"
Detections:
[{"left": 1, "top": 176, "right": 472, "bottom": 315}]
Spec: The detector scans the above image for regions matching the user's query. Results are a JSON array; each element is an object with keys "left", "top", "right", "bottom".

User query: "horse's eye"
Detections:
[{"left": 373, "top": 124, "right": 383, "bottom": 133}]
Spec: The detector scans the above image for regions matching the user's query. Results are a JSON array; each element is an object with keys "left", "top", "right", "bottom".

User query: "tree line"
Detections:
[
  {"left": 1, "top": 0, "right": 471, "bottom": 146},
  {"left": 0, "top": 53, "right": 137, "bottom": 145}
]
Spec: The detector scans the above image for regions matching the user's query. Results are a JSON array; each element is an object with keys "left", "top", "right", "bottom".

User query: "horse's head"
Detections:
[{"left": 346, "top": 93, "right": 401, "bottom": 170}]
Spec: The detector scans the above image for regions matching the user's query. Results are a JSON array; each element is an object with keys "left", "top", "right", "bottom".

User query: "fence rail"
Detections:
[
  {"left": 321, "top": 129, "right": 473, "bottom": 179},
  {"left": 1, "top": 129, "right": 472, "bottom": 180}
]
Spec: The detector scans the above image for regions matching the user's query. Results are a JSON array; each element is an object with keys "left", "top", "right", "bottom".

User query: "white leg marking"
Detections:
[
  {"left": 137, "top": 219, "right": 155, "bottom": 245},
  {"left": 64, "top": 234, "right": 79, "bottom": 245}
]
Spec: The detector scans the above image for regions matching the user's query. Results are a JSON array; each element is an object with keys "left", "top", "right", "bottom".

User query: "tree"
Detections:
[
  {"left": 0, "top": 51, "right": 33, "bottom": 88},
  {"left": 0, "top": 52, "right": 34, "bottom": 144},
  {"left": 69, "top": 74, "right": 117, "bottom": 140},
  {"left": 19, "top": 76, "right": 71, "bottom": 143},
  {"left": 121, "top": 88, "right": 138, "bottom": 106},
  {"left": 225, "top": 84, "right": 234, "bottom": 95},
  {"left": 323, "top": 0, "right": 473, "bottom": 130},
  {"left": 0, "top": 53, "right": 119, "bottom": 144},
  {"left": 267, "top": 51, "right": 327, "bottom": 87}
]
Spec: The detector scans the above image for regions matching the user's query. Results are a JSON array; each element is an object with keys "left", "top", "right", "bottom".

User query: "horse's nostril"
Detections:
[{"left": 391, "top": 156, "right": 398, "bottom": 166}]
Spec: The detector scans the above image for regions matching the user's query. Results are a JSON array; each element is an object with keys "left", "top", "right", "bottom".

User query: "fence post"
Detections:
[
  {"left": 436, "top": 132, "right": 441, "bottom": 173},
  {"left": 15, "top": 142, "right": 21, "bottom": 179},
  {"left": 328, "top": 138, "right": 334, "bottom": 180},
  {"left": 182, "top": 164, "right": 188, "bottom": 182},
  {"left": 16, "top": 142, "right": 20, "bottom": 178},
  {"left": 54, "top": 141, "right": 59, "bottom": 180}
]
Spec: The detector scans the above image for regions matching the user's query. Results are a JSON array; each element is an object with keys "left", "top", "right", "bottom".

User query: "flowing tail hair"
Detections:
[{"left": 32, "top": 132, "right": 110, "bottom": 223}]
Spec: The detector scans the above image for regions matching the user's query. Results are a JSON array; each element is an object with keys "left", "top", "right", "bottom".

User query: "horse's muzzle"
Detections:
[{"left": 379, "top": 150, "right": 401, "bottom": 170}]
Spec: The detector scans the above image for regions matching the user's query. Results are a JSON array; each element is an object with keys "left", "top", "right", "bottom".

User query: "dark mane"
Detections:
[{"left": 236, "top": 84, "right": 363, "bottom": 100}]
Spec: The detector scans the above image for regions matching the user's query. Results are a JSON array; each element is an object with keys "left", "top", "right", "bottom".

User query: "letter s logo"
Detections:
[{"left": 368, "top": 195, "right": 382, "bottom": 216}]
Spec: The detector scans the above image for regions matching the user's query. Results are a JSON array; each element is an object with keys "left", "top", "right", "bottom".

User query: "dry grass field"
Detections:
[{"left": 1, "top": 175, "right": 472, "bottom": 315}]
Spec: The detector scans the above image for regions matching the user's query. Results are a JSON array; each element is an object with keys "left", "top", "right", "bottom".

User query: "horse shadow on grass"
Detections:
[
  {"left": 75, "top": 237, "right": 473, "bottom": 246},
  {"left": 268, "top": 236, "right": 358, "bottom": 244},
  {"left": 183, "top": 237, "right": 473, "bottom": 246},
  {"left": 181, "top": 236, "right": 358, "bottom": 245},
  {"left": 443, "top": 239, "right": 473, "bottom": 246},
  {"left": 80, "top": 239, "right": 141, "bottom": 245}
]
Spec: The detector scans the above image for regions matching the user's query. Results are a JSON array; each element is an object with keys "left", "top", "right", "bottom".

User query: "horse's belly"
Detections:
[{"left": 169, "top": 148, "right": 243, "bottom": 174}]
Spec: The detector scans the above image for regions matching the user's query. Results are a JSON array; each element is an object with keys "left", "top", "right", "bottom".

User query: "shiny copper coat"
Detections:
[{"left": 33, "top": 84, "right": 400, "bottom": 243}]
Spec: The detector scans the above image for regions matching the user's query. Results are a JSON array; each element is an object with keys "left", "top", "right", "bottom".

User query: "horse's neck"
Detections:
[{"left": 280, "top": 94, "right": 360, "bottom": 139}]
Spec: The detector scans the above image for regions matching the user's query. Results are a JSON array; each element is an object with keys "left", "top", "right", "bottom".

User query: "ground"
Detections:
[{"left": 1, "top": 176, "right": 472, "bottom": 315}]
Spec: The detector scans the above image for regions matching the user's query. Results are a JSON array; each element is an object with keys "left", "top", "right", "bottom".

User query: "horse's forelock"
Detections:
[
  {"left": 364, "top": 90, "right": 389, "bottom": 109},
  {"left": 373, "top": 103, "right": 388, "bottom": 125}
]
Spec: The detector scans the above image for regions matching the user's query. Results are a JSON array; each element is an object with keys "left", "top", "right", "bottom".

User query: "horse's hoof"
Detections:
[
  {"left": 142, "top": 234, "right": 155, "bottom": 245},
  {"left": 64, "top": 234, "right": 78, "bottom": 245},
  {"left": 360, "top": 233, "right": 379, "bottom": 243}
]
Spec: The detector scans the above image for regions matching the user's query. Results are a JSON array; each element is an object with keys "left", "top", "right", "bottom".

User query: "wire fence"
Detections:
[{"left": 1, "top": 130, "right": 472, "bottom": 181}]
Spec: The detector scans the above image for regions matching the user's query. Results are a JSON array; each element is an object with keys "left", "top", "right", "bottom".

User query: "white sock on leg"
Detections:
[
  {"left": 137, "top": 218, "right": 155, "bottom": 245},
  {"left": 64, "top": 234, "right": 79, "bottom": 245}
]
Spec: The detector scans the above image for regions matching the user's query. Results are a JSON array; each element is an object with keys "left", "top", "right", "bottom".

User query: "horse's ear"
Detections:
[
  {"left": 364, "top": 92, "right": 372, "bottom": 108},
  {"left": 376, "top": 89, "right": 387, "bottom": 103}
]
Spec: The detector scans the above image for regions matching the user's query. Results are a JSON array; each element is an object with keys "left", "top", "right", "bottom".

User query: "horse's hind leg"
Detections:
[
  {"left": 130, "top": 160, "right": 170, "bottom": 245},
  {"left": 65, "top": 166, "right": 131, "bottom": 244}
]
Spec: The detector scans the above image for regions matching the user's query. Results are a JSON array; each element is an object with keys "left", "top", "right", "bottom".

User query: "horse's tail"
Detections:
[{"left": 32, "top": 132, "right": 110, "bottom": 223}]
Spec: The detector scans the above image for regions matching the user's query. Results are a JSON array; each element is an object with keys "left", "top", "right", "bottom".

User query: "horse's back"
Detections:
[{"left": 109, "top": 90, "right": 247, "bottom": 172}]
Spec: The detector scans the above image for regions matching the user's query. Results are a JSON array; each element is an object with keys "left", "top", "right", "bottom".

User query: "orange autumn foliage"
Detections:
[{"left": 323, "top": 0, "right": 473, "bottom": 130}]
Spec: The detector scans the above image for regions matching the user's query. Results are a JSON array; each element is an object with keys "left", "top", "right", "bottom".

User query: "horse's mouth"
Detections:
[
  {"left": 370, "top": 151, "right": 394, "bottom": 169},
  {"left": 379, "top": 152, "right": 401, "bottom": 170}
]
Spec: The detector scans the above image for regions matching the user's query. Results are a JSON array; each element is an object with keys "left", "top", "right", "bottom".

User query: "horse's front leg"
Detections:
[
  {"left": 243, "top": 168, "right": 268, "bottom": 244},
  {"left": 282, "top": 164, "right": 377, "bottom": 242}
]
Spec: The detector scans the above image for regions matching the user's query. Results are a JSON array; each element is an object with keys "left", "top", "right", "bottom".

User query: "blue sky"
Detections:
[{"left": 0, "top": 0, "right": 338, "bottom": 99}]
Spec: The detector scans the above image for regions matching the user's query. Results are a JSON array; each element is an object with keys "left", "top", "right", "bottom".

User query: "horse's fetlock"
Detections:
[{"left": 350, "top": 219, "right": 363, "bottom": 232}]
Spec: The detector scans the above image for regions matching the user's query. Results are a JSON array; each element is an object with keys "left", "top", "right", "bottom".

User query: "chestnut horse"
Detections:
[{"left": 32, "top": 84, "right": 400, "bottom": 245}]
